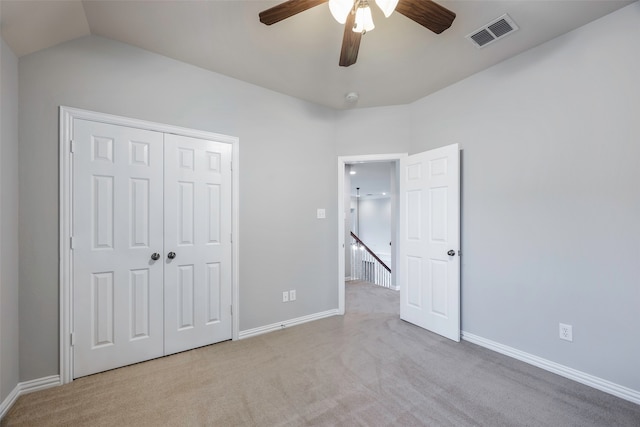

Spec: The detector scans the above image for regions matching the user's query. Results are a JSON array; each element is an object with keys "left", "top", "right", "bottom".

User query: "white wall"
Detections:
[
  {"left": 357, "top": 197, "right": 391, "bottom": 259},
  {"left": 18, "top": 35, "right": 338, "bottom": 381},
  {"left": 336, "top": 2, "right": 640, "bottom": 394},
  {"left": 335, "top": 105, "right": 412, "bottom": 156},
  {"left": 409, "top": 4, "right": 639, "bottom": 391},
  {"left": 344, "top": 166, "right": 352, "bottom": 276},
  {"left": 0, "top": 36, "right": 20, "bottom": 403}
]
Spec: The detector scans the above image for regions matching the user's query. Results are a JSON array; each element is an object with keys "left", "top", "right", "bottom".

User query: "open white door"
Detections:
[{"left": 399, "top": 144, "right": 460, "bottom": 341}]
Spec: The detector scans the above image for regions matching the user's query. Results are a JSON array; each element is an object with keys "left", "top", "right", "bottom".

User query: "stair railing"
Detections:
[{"left": 350, "top": 232, "right": 392, "bottom": 288}]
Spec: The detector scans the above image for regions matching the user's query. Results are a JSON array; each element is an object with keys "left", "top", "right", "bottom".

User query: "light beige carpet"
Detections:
[{"left": 3, "top": 281, "right": 640, "bottom": 426}]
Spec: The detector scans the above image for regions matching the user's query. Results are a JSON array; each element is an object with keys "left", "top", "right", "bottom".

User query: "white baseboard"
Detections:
[
  {"left": 0, "top": 384, "right": 20, "bottom": 420},
  {"left": 0, "top": 375, "right": 61, "bottom": 419},
  {"left": 239, "top": 309, "right": 340, "bottom": 340},
  {"left": 461, "top": 331, "right": 640, "bottom": 405},
  {"left": 19, "top": 375, "right": 61, "bottom": 394}
]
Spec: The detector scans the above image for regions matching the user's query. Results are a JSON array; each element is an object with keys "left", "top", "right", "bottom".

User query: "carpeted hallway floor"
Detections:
[{"left": 3, "top": 281, "right": 640, "bottom": 426}]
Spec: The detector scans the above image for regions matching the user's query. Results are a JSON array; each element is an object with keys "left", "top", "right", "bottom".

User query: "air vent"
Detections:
[
  {"left": 466, "top": 14, "right": 518, "bottom": 48},
  {"left": 470, "top": 29, "right": 495, "bottom": 47}
]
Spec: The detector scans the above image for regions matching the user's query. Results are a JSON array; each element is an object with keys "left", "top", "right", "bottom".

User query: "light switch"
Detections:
[{"left": 317, "top": 209, "right": 326, "bottom": 219}]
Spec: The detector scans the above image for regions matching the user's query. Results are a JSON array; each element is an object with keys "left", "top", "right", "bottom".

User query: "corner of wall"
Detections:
[{"left": 0, "top": 35, "right": 21, "bottom": 407}]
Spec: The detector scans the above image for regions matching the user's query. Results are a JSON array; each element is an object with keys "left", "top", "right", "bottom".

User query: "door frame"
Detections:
[
  {"left": 337, "top": 153, "right": 406, "bottom": 314},
  {"left": 59, "top": 106, "right": 240, "bottom": 384}
]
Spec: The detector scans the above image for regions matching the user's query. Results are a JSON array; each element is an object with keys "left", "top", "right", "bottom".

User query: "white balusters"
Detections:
[{"left": 350, "top": 234, "right": 392, "bottom": 288}]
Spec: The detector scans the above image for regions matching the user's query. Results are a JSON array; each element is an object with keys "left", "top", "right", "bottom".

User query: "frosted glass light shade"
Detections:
[
  {"left": 353, "top": 5, "right": 375, "bottom": 33},
  {"left": 329, "top": 0, "right": 353, "bottom": 24},
  {"left": 375, "top": 0, "right": 399, "bottom": 17}
]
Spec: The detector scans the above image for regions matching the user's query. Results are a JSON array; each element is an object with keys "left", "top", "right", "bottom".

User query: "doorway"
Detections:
[
  {"left": 338, "top": 145, "right": 461, "bottom": 342},
  {"left": 347, "top": 161, "right": 397, "bottom": 288},
  {"left": 337, "top": 153, "right": 406, "bottom": 315}
]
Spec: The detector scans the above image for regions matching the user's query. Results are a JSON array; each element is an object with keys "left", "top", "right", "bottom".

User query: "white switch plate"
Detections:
[
  {"left": 317, "top": 209, "right": 326, "bottom": 219},
  {"left": 282, "top": 291, "right": 289, "bottom": 303},
  {"left": 289, "top": 290, "right": 296, "bottom": 301}
]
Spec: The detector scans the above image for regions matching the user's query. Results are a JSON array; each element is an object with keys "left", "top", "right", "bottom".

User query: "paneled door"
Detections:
[
  {"left": 73, "top": 120, "right": 165, "bottom": 377},
  {"left": 163, "top": 134, "right": 232, "bottom": 355},
  {"left": 73, "top": 120, "right": 233, "bottom": 378},
  {"left": 399, "top": 144, "right": 460, "bottom": 341}
]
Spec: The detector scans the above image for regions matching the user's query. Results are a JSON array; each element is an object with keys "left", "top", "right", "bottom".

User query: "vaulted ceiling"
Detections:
[{"left": 0, "top": 0, "right": 634, "bottom": 109}]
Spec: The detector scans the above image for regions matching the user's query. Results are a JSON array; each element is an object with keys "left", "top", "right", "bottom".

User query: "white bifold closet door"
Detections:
[
  {"left": 73, "top": 120, "right": 232, "bottom": 378},
  {"left": 163, "top": 134, "right": 232, "bottom": 355}
]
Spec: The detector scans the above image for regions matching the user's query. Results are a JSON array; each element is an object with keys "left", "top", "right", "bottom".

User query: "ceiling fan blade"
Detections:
[
  {"left": 339, "top": 11, "right": 362, "bottom": 67},
  {"left": 395, "top": 0, "right": 456, "bottom": 34},
  {"left": 259, "top": 0, "right": 328, "bottom": 25}
]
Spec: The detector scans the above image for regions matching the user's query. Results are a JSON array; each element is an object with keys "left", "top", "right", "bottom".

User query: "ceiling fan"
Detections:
[{"left": 259, "top": 0, "right": 456, "bottom": 67}]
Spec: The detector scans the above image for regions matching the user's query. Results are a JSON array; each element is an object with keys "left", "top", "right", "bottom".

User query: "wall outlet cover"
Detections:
[
  {"left": 559, "top": 323, "right": 573, "bottom": 342},
  {"left": 282, "top": 291, "right": 289, "bottom": 303}
]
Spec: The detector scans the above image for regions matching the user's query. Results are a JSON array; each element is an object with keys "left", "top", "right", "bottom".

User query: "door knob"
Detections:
[
  {"left": 447, "top": 250, "right": 456, "bottom": 256},
  {"left": 151, "top": 252, "right": 160, "bottom": 261},
  {"left": 167, "top": 252, "right": 176, "bottom": 259}
]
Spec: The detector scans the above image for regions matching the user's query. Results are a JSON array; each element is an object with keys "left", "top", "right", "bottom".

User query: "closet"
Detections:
[{"left": 71, "top": 118, "right": 232, "bottom": 378}]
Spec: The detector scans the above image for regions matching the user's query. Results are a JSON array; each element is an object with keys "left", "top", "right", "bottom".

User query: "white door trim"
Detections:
[
  {"left": 337, "top": 153, "right": 407, "bottom": 314},
  {"left": 59, "top": 106, "right": 240, "bottom": 384}
]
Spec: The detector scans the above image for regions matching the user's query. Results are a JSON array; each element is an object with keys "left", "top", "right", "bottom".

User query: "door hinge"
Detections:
[
  {"left": 230, "top": 161, "right": 233, "bottom": 172},
  {"left": 70, "top": 236, "right": 75, "bottom": 249},
  {"left": 70, "top": 140, "right": 76, "bottom": 153},
  {"left": 230, "top": 305, "right": 233, "bottom": 316},
  {"left": 70, "top": 332, "right": 75, "bottom": 346},
  {"left": 230, "top": 233, "right": 233, "bottom": 243}
]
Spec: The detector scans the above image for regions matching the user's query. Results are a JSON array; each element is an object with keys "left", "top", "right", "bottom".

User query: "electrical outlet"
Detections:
[
  {"left": 289, "top": 290, "right": 296, "bottom": 301},
  {"left": 282, "top": 291, "right": 289, "bottom": 303},
  {"left": 559, "top": 323, "right": 573, "bottom": 342}
]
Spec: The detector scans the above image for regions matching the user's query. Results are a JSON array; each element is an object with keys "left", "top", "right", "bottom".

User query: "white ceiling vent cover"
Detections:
[{"left": 466, "top": 14, "right": 519, "bottom": 48}]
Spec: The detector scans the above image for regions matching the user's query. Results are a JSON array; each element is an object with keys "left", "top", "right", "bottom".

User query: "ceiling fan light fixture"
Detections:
[
  {"left": 375, "top": 0, "right": 398, "bottom": 18},
  {"left": 353, "top": 2, "right": 375, "bottom": 33},
  {"left": 329, "top": 0, "right": 353, "bottom": 24},
  {"left": 259, "top": 0, "right": 456, "bottom": 67}
]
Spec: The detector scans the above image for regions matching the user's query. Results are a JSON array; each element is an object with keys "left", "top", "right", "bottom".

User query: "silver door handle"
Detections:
[
  {"left": 151, "top": 252, "right": 160, "bottom": 261},
  {"left": 167, "top": 252, "right": 176, "bottom": 259}
]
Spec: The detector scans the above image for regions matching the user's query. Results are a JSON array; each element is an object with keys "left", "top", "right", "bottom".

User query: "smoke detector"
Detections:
[
  {"left": 345, "top": 92, "right": 359, "bottom": 103},
  {"left": 466, "top": 14, "right": 519, "bottom": 48}
]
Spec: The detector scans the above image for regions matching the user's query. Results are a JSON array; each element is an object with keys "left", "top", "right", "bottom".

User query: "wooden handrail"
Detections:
[{"left": 350, "top": 232, "right": 391, "bottom": 273}]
